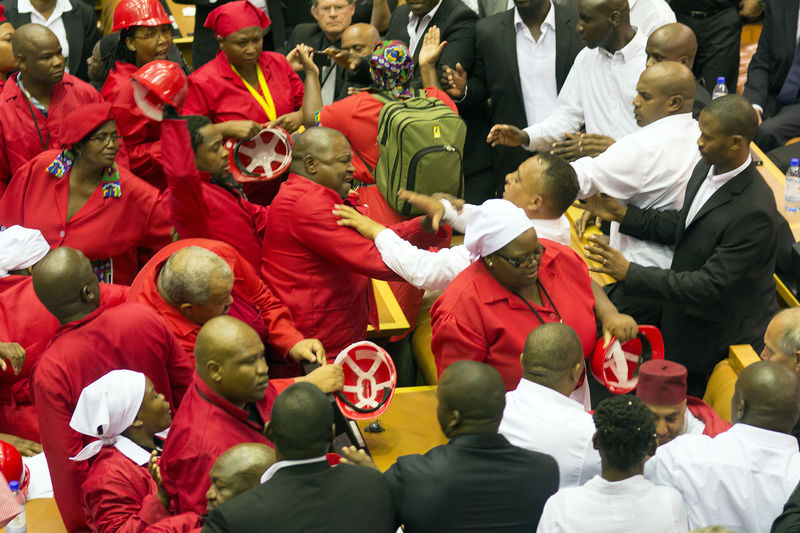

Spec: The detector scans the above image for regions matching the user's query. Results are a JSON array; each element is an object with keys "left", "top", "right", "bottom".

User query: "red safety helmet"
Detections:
[
  {"left": 131, "top": 60, "right": 188, "bottom": 121},
  {"left": 334, "top": 341, "right": 397, "bottom": 420},
  {"left": 112, "top": 0, "right": 171, "bottom": 32},
  {"left": 223, "top": 127, "right": 293, "bottom": 183},
  {"left": 590, "top": 325, "right": 665, "bottom": 394},
  {"left": 0, "top": 442, "right": 22, "bottom": 486}
]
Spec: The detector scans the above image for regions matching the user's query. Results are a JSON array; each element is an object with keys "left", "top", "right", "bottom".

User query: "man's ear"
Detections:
[
  {"left": 793, "top": 351, "right": 800, "bottom": 376},
  {"left": 609, "top": 10, "right": 620, "bottom": 26},
  {"left": 667, "top": 95, "right": 683, "bottom": 113},
  {"left": 125, "top": 35, "right": 136, "bottom": 53},
  {"left": 445, "top": 409, "right": 462, "bottom": 437},
  {"left": 525, "top": 194, "right": 544, "bottom": 213},
  {"left": 263, "top": 421, "right": 273, "bottom": 440},
  {"left": 569, "top": 362, "right": 583, "bottom": 385},
  {"left": 178, "top": 302, "right": 194, "bottom": 317},
  {"left": 304, "top": 154, "right": 318, "bottom": 175},
  {"left": 729, "top": 134, "right": 746, "bottom": 152},
  {"left": 592, "top": 432, "right": 599, "bottom": 451},
  {"left": 81, "top": 283, "right": 96, "bottom": 304},
  {"left": 207, "top": 360, "right": 223, "bottom": 384}
]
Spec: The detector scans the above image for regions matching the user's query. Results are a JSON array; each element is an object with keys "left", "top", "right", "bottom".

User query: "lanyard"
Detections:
[
  {"left": 17, "top": 77, "right": 50, "bottom": 150},
  {"left": 512, "top": 280, "right": 563, "bottom": 325},
  {"left": 230, "top": 62, "right": 277, "bottom": 122}
]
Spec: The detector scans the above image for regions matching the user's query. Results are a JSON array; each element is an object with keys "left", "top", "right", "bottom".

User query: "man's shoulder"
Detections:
[
  {"left": 475, "top": 8, "right": 512, "bottom": 33},
  {"left": 59, "top": 73, "right": 100, "bottom": 99},
  {"left": 439, "top": 0, "right": 479, "bottom": 21},
  {"left": 290, "top": 23, "right": 323, "bottom": 46}
]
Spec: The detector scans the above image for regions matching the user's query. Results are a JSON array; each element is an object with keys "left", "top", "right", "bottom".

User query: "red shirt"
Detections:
[
  {"left": 0, "top": 72, "right": 101, "bottom": 186},
  {"left": 183, "top": 51, "right": 303, "bottom": 124},
  {"left": 101, "top": 61, "right": 166, "bottom": 189},
  {"left": 261, "top": 173, "right": 451, "bottom": 361},
  {"left": 128, "top": 238, "right": 303, "bottom": 362},
  {"left": 160, "top": 374, "right": 289, "bottom": 515},
  {"left": 687, "top": 395, "right": 732, "bottom": 437},
  {"left": 316, "top": 88, "right": 457, "bottom": 184},
  {"left": 0, "top": 149, "right": 172, "bottom": 285},
  {"left": 142, "top": 513, "right": 202, "bottom": 533},
  {"left": 431, "top": 241, "right": 598, "bottom": 391},
  {"left": 0, "top": 276, "right": 128, "bottom": 442},
  {"left": 33, "top": 303, "right": 193, "bottom": 533},
  {"left": 81, "top": 446, "right": 171, "bottom": 533},
  {"left": 161, "top": 119, "right": 268, "bottom": 270}
]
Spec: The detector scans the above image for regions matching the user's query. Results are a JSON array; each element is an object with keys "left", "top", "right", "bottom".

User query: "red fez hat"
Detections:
[
  {"left": 0, "top": 6, "right": 7, "bottom": 24},
  {"left": 59, "top": 102, "right": 114, "bottom": 147},
  {"left": 204, "top": 0, "right": 270, "bottom": 38},
  {"left": 635, "top": 359, "right": 688, "bottom": 406}
]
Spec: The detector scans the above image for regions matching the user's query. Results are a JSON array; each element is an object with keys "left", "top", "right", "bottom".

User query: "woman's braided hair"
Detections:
[{"left": 593, "top": 394, "right": 657, "bottom": 471}]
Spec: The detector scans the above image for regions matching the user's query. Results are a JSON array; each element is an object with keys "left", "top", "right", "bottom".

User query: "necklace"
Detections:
[{"left": 511, "top": 280, "right": 562, "bottom": 324}]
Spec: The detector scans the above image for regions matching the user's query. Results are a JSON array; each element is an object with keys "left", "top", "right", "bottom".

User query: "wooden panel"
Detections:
[
  {"left": 752, "top": 142, "right": 800, "bottom": 240},
  {"left": 565, "top": 205, "right": 615, "bottom": 286},
  {"left": 366, "top": 279, "right": 411, "bottom": 338}
]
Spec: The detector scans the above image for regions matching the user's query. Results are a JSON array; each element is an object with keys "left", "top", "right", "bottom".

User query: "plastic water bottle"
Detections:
[
  {"left": 6, "top": 481, "right": 26, "bottom": 533},
  {"left": 712, "top": 77, "right": 728, "bottom": 99},
  {"left": 786, "top": 159, "right": 800, "bottom": 213}
]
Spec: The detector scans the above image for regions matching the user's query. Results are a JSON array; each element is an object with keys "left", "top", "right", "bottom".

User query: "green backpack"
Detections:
[{"left": 372, "top": 90, "right": 466, "bottom": 216}]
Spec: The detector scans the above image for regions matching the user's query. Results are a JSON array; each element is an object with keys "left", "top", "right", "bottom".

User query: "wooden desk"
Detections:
[
  {"left": 21, "top": 387, "right": 443, "bottom": 529},
  {"left": 751, "top": 143, "right": 800, "bottom": 240},
  {"left": 565, "top": 206, "right": 615, "bottom": 287},
  {"left": 367, "top": 279, "right": 411, "bottom": 338}
]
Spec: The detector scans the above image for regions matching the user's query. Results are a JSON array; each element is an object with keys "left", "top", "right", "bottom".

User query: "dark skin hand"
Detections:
[
  {"left": 550, "top": 133, "right": 615, "bottom": 161},
  {"left": 0, "top": 342, "right": 25, "bottom": 374},
  {"left": 574, "top": 193, "right": 628, "bottom": 223},
  {"left": 148, "top": 451, "right": 170, "bottom": 508},
  {"left": 584, "top": 234, "right": 630, "bottom": 280},
  {"left": 441, "top": 63, "right": 467, "bottom": 100}
]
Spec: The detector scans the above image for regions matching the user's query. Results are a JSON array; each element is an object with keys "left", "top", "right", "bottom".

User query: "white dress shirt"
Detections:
[
  {"left": 499, "top": 379, "right": 601, "bottom": 488},
  {"left": 571, "top": 113, "right": 701, "bottom": 268},
  {"left": 684, "top": 409, "right": 706, "bottom": 436},
  {"left": 260, "top": 456, "right": 327, "bottom": 484},
  {"left": 515, "top": 4, "right": 558, "bottom": 126},
  {"left": 537, "top": 474, "right": 688, "bottom": 533},
  {"left": 628, "top": 0, "right": 676, "bottom": 37},
  {"left": 684, "top": 156, "right": 752, "bottom": 228},
  {"left": 372, "top": 201, "right": 571, "bottom": 291},
  {"left": 523, "top": 29, "right": 647, "bottom": 151},
  {"left": 406, "top": 0, "right": 443, "bottom": 55},
  {"left": 18, "top": 0, "right": 72, "bottom": 73},
  {"left": 645, "top": 423, "right": 800, "bottom": 531}
]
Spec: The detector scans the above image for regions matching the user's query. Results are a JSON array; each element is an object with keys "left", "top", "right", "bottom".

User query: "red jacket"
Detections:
[
  {"left": 33, "top": 303, "right": 193, "bottom": 533},
  {"left": 261, "top": 173, "right": 451, "bottom": 361},
  {"left": 161, "top": 119, "right": 268, "bottom": 270},
  {"left": 142, "top": 513, "right": 201, "bottom": 533},
  {"left": 81, "top": 446, "right": 171, "bottom": 533},
  {"left": 0, "top": 72, "right": 100, "bottom": 186},
  {"left": 183, "top": 51, "right": 303, "bottom": 124},
  {"left": 687, "top": 395, "right": 732, "bottom": 437},
  {"left": 128, "top": 238, "right": 304, "bottom": 362},
  {"left": 317, "top": 88, "right": 457, "bottom": 184},
  {"left": 0, "top": 276, "right": 127, "bottom": 442},
  {"left": 101, "top": 61, "right": 165, "bottom": 189},
  {"left": 0, "top": 149, "right": 172, "bottom": 285},
  {"left": 160, "top": 374, "right": 290, "bottom": 516},
  {"left": 431, "top": 241, "right": 598, "bottom": 391}
]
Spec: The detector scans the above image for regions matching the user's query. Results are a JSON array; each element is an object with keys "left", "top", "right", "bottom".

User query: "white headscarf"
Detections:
[
  {"left": 464, "top": 199, "right": 535, "bottom": 261},
  {"left": 0, "top": 226, "right": 49, "bottom": 277},
  {"left": 69, "top": 370, "right": 146, "bottom": 462}
]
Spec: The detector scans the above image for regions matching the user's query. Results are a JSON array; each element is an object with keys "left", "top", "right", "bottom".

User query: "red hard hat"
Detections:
[
  {"left": 0, "top": 441, "right": 22, "bottom": 485},
  {"left": 590, "top": 325, "right": 665, "bottom": 394},
  {"left": 223, "top": 127, "right": 293, "bottom": 183},
  {"left": 131, "top": 60, "right": 187, "bottom": 120},
  {"left": 112, "top": 0, "right": 171, "bottom": 32},
  {"left": 334, "top": 341, "right": 397, "bottom": 420}
]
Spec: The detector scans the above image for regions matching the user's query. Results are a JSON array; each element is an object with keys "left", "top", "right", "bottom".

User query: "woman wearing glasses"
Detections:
[{"left": 0, "top": 102, "right": 172, "bottom": 285}]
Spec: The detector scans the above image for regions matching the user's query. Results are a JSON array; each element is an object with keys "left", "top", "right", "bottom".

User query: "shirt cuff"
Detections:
[
  {"left": 440, "top": 199, "right": 459, "bottom": 225},
  {"left": 752, "top": 104, "right": 764, "bottom": 115},
  {"left": 521, "top": 126, "right": 540, "bottom": 152}
]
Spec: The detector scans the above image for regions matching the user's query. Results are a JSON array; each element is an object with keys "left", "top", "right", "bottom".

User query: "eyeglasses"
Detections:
[
  {"left": 317, "top": 3, "right": 351, "bottom": 14},
  {"left": 494, "top": 244, "right": 546, "bottom": 268},
  {"left": 88, "top": 132, "right": 119, "bottom": 146}
]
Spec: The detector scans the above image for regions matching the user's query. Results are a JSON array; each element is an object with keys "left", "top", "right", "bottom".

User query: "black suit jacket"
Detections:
[
  {"left": 2, "top": 0, "right": 99, "bottom": 81},
  {"left": 288, "top": 23, "right": 350, "bottom": 101},
  {"left": 772, "top": 479, "right": 800, "bottom": 533},
  {"left": 202, "top": 461, "right": 396, "bottom": 533},
  {"left": 468, "top": 0, "right": 583, "bottom": 183},
  {"left": 743, "top": 0, "right": 800, "bottom": 115},
  {"left": 385, "top": 433, "right": 559, "bottom": 532},
  {"left": 620, "top": 161, "right": 779, "bottom": 375}
]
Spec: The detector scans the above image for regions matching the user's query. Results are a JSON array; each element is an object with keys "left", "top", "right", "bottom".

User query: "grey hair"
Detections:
[
  {"left": 158, "top": 246, "right": 232, "bottom": 305},
  {"left": 776, "top": 308, "right": 800, "bottom": 359}
]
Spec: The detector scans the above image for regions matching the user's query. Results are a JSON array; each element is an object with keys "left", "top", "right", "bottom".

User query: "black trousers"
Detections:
[{"left": 676, "top": 7, "right": 742, "bottom": 94}]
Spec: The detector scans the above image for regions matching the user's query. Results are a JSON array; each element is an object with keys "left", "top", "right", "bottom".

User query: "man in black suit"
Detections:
[
  {"left": 743, "top": 0, "right": 800, "bottom": 152},
  {"left": 444, "top": 0, "right": 583, "bottom": 194},
  {"left": 583, "top": 94, "right": 780, "bottom": 396},
  {"left": 2, "top": 0, "right": 99, "bottom": 81},
  {"left": 343, "top": 360, "right": 560, "bottom": 532},
  {"left": 202, "top": 382, "right": 396, "bottom": 533}
]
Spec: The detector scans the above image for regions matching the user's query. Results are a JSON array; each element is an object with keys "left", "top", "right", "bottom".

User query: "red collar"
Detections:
[
  {"left": 52, "top": 304, "right": 105, "bottom": 342},
  {"left": 191, "top": 374, "right": 265, "bottom": 431}
]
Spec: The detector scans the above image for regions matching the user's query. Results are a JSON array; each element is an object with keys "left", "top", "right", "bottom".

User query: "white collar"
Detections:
[
  {"left": 599, "top": 26, "right": 644, "bottom": 62},
  {"left": 727, "top": 422, "right": 800, "bottom": 449},
  {"left": 515, "top": 378, "right": 586, "bottom": 410},
  {"left": 513, "top": 2, "right": 555, "bottom": 34},
  {"left": 113, "top": 436, "right": 154, "bottom": 466},
  {"left": 707, "top": 155, "right": 752, "bottom": 186},
  {"left": 260, "top": 455, "right": 327, "bottom": 484},
  {"left": 590, "top": 474, "right": 652, "bottom": 493},
  {"left": 17, "top": 0, "right": 72, "bottom": 20},
  {"left": 640, "top": 112, "right": 695, "bottom": 131},
  {"left": 408, "top": 0, "right": 443, "bottom": 23}
]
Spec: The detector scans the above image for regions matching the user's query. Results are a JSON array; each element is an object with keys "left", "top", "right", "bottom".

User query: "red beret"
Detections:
[
  {"left": 59, "top": 102, "right": 114, "bottom": 147},
  {"left": 204, "top": 1, "right": 270, "bottom": 39},
  {"left": 635, "top": 360, "right": 687, "bottom": 406}
]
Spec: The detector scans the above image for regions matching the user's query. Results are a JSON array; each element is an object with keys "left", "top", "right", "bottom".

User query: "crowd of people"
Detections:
[{"left": 1, "top": 0, "right": 800, "bottom": 531}]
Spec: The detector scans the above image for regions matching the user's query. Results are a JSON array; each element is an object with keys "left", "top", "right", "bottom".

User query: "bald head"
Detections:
[
  {"left": 195, "top": 315, "right": 263, "bottom": 372},
  {"left": 633, "top": 61, "right": 695, "bottom": 126},
  {"left": 158, "top": 247, "right": 232, "bottom": 305},
  {"left": 733, "top": 361, "right": 800, "bottom": 433},
  {"left": 341, "top": 23, "right": 380, "bottom": 58},
  {"left": 437, "top": 361, "right": 506, "bottom": 437},
  {"left": 32, "top": 247, "right": 100, "bottom": 325},
  {"left": 521, "top": 323, "right": 583, "bottom": 395},
  {"left": 11, "top": 23, "right": 56, "bottom": 58},
  {"left": 762, "top": 308, "right": 800, "bottom": 373},
  {"left": 12, "top": 24, "right": 64, "bottom": 87},
  {"left": 290, "top": 127, "right": 344, "bottom": 171},
  {"left": 290, "top": 127, "right": 354, "bottom": 199},
  {"left": 206, "top": 443, "right": 275, "bottom": 511},
  {"left": 646, "top": 23, "right": 698, "bottom": 69}
]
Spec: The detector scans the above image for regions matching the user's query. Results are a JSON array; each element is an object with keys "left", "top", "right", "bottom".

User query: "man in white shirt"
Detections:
[
  {"left": 628, "top": 0, "right": 674, "bottom": 37},
  {"left": 487, "top": 0, "right": 646, "bottom": 161},
  {"left": 499, "top": 323, "right": 601, "bottom": 488},
  {"left": 645, "top": 361, "right": 800, "bottom": 532},
  {"left": 538, "top": 394, "right": 688, "bottom": 533},
  {"left": 333, "top": 153, "right": 579, "bottom": 291}
]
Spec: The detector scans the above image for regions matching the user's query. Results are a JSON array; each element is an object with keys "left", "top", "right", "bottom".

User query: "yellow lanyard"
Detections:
[{"left": 230, "top": 62, "right": 277, "bottom": 122}]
